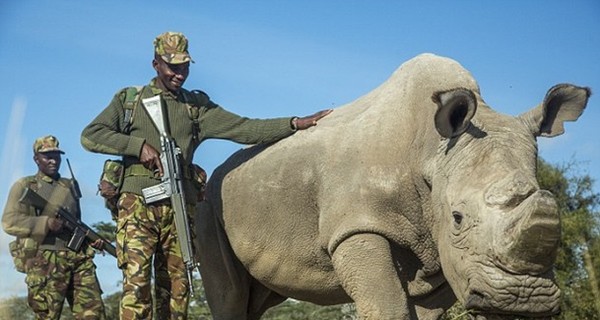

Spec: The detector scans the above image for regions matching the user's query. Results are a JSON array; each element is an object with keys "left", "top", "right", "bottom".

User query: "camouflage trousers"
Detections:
[
  {"left": 116, "top": 192, "right": 192, "bottom": 320},
  {"left": 25, "top": 248, "right": 106, "bottom": 320}
]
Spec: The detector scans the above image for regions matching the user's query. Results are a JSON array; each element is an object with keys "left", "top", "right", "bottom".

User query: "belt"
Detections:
[
  {"left": 124, "top": 163, "right": 193, "bottom": 179},
  {"left": 124, "top": 163, "right": 153, "bottom": 177}
]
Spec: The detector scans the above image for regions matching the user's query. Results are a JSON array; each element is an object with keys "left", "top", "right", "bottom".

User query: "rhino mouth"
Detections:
[{"left": 462, "top": 265, "right": 560, "bottom": 318}]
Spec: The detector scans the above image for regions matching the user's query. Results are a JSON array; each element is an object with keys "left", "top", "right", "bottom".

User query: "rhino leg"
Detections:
[
  {"left": 332, "top": 233, "right": 410, "bottom": 319},
  {"left": 195, "top": 202, "right": 253, "bottom": 320},
  {"left": 196, "top": 201, "right": 286, "bottom": 320}
]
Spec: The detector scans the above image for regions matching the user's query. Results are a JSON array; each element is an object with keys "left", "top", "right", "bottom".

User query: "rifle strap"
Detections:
[
  {"left": 25, "top": 175, "right": 38, "bottom": 191},
  {"left": 123, "top": 163, "right": 152, "bottom": 177},
  {"left": 24, "top": 176, "right": 40, "bottom": 216},
  {"left": 122, "top": 86, "right": 203, "bottom": 139},
  {"left": 123, "top": 86, "right": 145, "bottom": 134},
  {"left": 182, "top": 90, "right": 201, "bottom": 141}
]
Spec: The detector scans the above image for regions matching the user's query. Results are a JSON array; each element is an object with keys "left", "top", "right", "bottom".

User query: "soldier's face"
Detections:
[
  {"left": 34, "top": 152, "right": 61, "bottom": 178},
  {"left": 153, "top": 57, "right": 189, "bottom": 93}
]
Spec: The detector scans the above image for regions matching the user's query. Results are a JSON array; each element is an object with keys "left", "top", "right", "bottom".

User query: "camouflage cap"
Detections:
[
  {"left": 154, "top": 31, "right": 194, "bottom": 64},
  {"left": 33, "top": 135, "right": 65, "bottom": 154}
]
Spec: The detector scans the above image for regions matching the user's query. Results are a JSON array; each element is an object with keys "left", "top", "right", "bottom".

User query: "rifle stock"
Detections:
[{"left": 19, "top": 187, "right": 117, "bottom": 258}]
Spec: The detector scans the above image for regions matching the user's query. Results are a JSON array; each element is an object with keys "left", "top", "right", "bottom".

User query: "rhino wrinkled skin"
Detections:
[{"left": 194, "top": 54, "right": 591, "bottom": 319}]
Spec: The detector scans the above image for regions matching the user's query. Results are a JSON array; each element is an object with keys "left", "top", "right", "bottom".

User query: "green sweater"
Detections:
[
  {"left": 81, "top": 78, "right": 295, "bottom": 199},
  {"left": 2, "top": 173, "right": 81, "bottom": 251}
]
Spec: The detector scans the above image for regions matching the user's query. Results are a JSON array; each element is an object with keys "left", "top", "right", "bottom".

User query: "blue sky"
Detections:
[{"left": 1, "top": 1, "right": 598, "bottom": 299}]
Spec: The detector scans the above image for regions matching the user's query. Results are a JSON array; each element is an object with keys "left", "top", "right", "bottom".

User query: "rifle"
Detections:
[
  {"left": 66, "top": 158, "right": 82, "bottom": 200},
  {"left": 19, "top": 187, "right": 117, "bottom": 258},
  {"left": 141, "top": 95, "right": 199, "bottom": 295}
]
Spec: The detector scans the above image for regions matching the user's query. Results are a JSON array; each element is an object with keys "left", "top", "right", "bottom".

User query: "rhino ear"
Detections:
[
  {"left": 518, "top": 84, "right": 591, "bottom": 137},
  {"left": 432, "top": 88, "right": 478, "bottom": 138}
]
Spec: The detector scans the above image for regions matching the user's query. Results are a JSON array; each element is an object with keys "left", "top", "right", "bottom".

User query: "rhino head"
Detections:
[{"left": 429, "top": 84, "right": 590, "bottom": 318}]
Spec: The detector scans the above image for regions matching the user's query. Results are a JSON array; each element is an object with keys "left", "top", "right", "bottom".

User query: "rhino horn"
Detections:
[{"left": 494, "top": 190, "right": 560, "bottom": 274}]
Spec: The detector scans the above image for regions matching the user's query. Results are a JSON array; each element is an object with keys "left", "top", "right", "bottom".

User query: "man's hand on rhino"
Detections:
[{"left": 293, "top": 109, "right": 333, "bottom": 130}]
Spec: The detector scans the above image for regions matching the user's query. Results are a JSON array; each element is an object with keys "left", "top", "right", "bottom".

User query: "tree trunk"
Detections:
[{"left": 582, "top": 241, "right": 600, "bottom": 318}]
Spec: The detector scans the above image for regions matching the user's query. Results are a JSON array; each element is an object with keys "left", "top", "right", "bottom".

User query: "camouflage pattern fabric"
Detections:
[
  {"left": 32, "top": 135, "right": 65, "bottom": 154},
  {"left": 9, "top": 237, "right": 38, "bottom": 273},
  {"left": 191, "top": 164, "right": 207, "bottom": 202},
  {"left": 153, "top": 31, "right": 194, "bottom": 64},
  {"left": 25, "top": 249, "right": 105, "bottom": 319},
  {"left": 98, "top": 159, "right": 124, "bottom": 219},
  {"left": 117, "top": 192, "right": 191, "bottom": 320},
  {"left": 98, "top": 160, "right": 123, "bottom": 199}
]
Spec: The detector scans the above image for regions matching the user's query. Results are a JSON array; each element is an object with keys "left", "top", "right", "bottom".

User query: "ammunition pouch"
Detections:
[
  {"left": 98, "top": 159, "right": 125, "bottom": 219},
  {"left": 9, "top": 237, "right": 38, "bottom": 273}
]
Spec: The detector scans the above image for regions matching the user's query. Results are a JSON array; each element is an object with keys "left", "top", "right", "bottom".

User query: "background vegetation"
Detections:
[{"left": 1, "top": 159, "right": 598, "bottom": 319}]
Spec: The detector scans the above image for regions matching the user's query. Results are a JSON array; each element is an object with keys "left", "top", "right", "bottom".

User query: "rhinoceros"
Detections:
[{"left": 194, "top": 53, "right": 591, "bottom": 319}]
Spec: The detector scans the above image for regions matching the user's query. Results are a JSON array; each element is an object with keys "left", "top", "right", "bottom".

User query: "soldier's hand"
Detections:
[
  {"left": 192, "top": 164, "right": 207, "bottom": 202},
  {"left": 47, "top": 217, "right": 63, "bottom": 232},
  {"left": 90, "top": 239, "right": 105, "bottom": 251},
  {"left": 294, "top": 109, "right": 333, "bottom": 130},
  {"left": 140, "top": 142, "right": 164, "bottom": 177}
]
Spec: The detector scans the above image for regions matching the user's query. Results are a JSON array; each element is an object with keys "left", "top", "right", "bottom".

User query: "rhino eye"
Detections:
[{"left": 452, "top": 211, "right": 463, "bottom": 228}]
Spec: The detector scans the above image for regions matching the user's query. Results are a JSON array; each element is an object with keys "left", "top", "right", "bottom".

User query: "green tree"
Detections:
[
  {"left": 0, "top": 296, "right": 76, "bottom": 320},
  {"left": 539, "top": 159, "right": 600, "bottom": 319},
  {"left": 0, "top": 296, "right": 34, "bottom": 320},
  {"left": 103, "top": 291, "right": 121, "bottom": 319},
  {"left": 261, "top": 300, "right": 349, "bottom": 320},
  {"left": 188, "top": 276, "right": 212, "bottom": 319},
  {"left": 92, "top": 221, "right": 116, "bottom": 243}
]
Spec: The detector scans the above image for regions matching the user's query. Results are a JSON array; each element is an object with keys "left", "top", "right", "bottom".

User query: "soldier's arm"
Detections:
[
  {"left": 1, "top": 179, "right": 50, "bottom": 242},
  {"left": 199, "top": 102, "right": 295, "bottom": 145},
  {"left": 197, "top": 92, "right": 332, "bottom": 144},
  {"left": 80, "top": 90, "right": 146, "bottom": 157}
]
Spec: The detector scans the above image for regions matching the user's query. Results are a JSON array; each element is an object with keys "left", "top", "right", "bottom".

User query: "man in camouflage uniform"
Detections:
[
  {"left": 2, "top": 135, "right": 106, "bottom": 319},
  {"left": 80, "top": 31, "right": 331, "bottom": 319}
]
